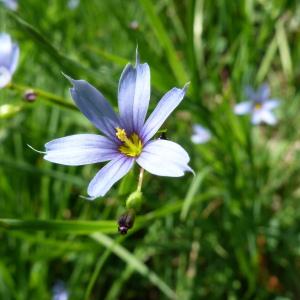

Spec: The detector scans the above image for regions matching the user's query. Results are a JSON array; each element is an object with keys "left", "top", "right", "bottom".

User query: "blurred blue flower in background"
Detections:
[
  {"left": 67, "top": 0, "right": 80, "bottom": 10},
  {"left": 0, "top": 0, "right": 17, "bottom": 10},
  {"left": 0, "top": 33, "right": 19, "bottom": 88},
  {"left": 52, "top": 281, "right": 68, "bottom": 300},
  {"left": 234, "top": 84, "right": 280, "bottom": 125},
  {"left": 191, "top": 124, "right": 211, "bottom": 144},
  {"left": 44, "top": 52, "right": 193, "bottom": 199}
]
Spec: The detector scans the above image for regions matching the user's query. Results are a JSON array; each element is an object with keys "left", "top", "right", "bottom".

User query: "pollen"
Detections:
[{"left": 115, "top": 127, "right": 142, "bottom": 157}]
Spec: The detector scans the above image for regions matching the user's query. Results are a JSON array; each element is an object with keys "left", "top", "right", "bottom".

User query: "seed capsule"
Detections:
[{"left": 126, "top": 191, "right": 143, "bottom": 211}]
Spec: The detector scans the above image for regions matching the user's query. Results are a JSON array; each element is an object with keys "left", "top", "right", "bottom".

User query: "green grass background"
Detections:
[{"left": 1, "top": 0, "right": 300, "bottom": 299}]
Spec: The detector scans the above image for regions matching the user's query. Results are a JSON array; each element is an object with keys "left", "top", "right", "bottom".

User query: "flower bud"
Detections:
[
  {"left": 117, "top": 209, "right": 135, "bottom": 235},
  {"left": 125, "top": 191, "right": 143, "bottom": 211},
  {"left": 23, "top": 89, "right": 37, "bottom": 102}
]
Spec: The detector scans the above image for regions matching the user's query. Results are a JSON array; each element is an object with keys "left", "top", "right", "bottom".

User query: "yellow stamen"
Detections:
[
  {"left": 115, "top": 127, "right": 142, "bottom": 157},
  {"left": 254, "top": 103, "right": 262, "bottom": 110}
]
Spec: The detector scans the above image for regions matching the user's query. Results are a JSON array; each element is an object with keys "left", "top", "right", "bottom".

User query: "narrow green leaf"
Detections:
[
  {"left": 256, "top": 36, "right": 277, "bottom": 83},
  {"left": 0, "top": 191, "right": 220, "bottom": 235},
  {"left": 8, "top": 12, "right": 98, "bottom": 79},
  {"left": 166, "top": 0, "right": 186, "bottom": 43},
  {"left": 87, "top": 46, "right": 173, "bottom": 92},
  {"left": 91, "top": 233, "right": 177, "bottom": 300},
  {"left": 0, "top": 219, "right": 116, "bottom": 234},
  {"left": 7, "top": 231, "right": 96, "bottom": 252},
  {"left": 87, "top": 46, "right": 128, "bottom": 66},
  {"left": 180, "top": 168, "right": 210, "bottom": 221},
  {"left": 0, "top": 261, "right": 15, "bottom": 298},
  {"left": 0, "top": 158, "right": 86, "bottom": 187},
  {"left": 84, "top": 246, "right": 115, "bottom": 300},
  {"left": 138, "top": 0, "right": 188, "bottom": 85},
  {"left": 276, "top": 21, "right": 293, "bottom": 79},
  {"left": 105, "top": 248, "right": 152, "bottom": 300}
]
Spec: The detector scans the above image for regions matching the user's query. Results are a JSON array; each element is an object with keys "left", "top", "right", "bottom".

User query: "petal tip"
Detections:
[
  {"left": 27, "top": 144, "right": 46, "bottom": 154},
  {"left": 80, "top": 194, "right": 97, "bottom": 201},
  {"left": 87, "top": 187, "right": 105, "bottom": 199},
  {"left": 187, "top": 166, "right": 195, "bottom": 176},
  {"left": 183, "top": 82, "right": 190, "bottom": 92},
  {"left": 135, "top": 45, "right": 140, "bottom": 66},
  {"left": 62, "top": 72, "right": 75, "bottom": 85}
]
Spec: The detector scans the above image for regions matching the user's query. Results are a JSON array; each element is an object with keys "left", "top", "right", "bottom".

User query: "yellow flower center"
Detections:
[
  {"left": 115, "top": 127, "right": 143, "bottom": 157},
  {"left": 254, "top": 103, "right": 262, "bottom": 110}
]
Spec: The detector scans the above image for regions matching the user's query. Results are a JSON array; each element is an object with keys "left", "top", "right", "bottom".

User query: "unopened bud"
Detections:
[
  {"left": 126, "top": 191, "right": 143, "bottom": 211},
  {"left": 117, "top": 209, "right": 135, "bottom": 234},
  {"left": 23, "top": 89, "right": 37, "bottom": 102}
]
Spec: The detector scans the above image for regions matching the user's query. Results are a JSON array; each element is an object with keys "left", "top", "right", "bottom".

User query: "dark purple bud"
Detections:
[
  {"left": 117, "top": 209, "right": 135, "bottom": 235},
  {"left": 23, "top": 89, "right": 37, "bottom": 102}
]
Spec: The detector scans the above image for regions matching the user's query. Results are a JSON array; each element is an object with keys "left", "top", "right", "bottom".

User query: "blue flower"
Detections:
[
  {"left": 44, "top": 52, "right": 193, "bottom": 199},
  {"left": 0, "top": 33, "right": 19, "bottom": 88},
  {"left": 52, "top": 281, "right": 68, "bottom": 300},
  {"left": 191, "top": 124, "right": 211, "bottom": 144},
  {"left": 67, "top": 0, "right": 80, "bottom": 10},
  {"left": 234, "top": 84, "right": 280, "bottom": 125},
  {"left": 0, "top": 0, "right": 17, "bottom": 10}
]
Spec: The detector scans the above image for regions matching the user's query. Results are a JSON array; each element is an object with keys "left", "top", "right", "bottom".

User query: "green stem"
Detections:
[
  {"left": 137, "top": 168, "right": 144, "bottom": 192},
  {"left": 7, "top": 82, "right": 77, "bottom": 111}
]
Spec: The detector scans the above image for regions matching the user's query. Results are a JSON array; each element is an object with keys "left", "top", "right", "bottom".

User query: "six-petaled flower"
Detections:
[
  {"left": 0, "top": 33, "right": 19, "bottom": 88},
  {"left": 0, "top": 0, "right": 18, "bottom": 10},
  {"left": 191, "top": 124, "right": 211, "bottom": 144},
  {"left": 52, "top": 281, "right": 68, "bottom": 300},
  {"left": 44, "top": 52, "right": 193, "bottom": 199},
  {"left": 234, "top": 84, "right": 280, "bottom": 125}
]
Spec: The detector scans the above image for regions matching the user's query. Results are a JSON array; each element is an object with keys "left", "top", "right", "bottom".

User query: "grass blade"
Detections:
[
  {"left": 0, "top": 219, "right": 116, "bottom": 234},
  {"left": 276, "top": 20, "right": 293, "bottom": 79},
  {"left": 138, "top": 0, "right": 188, "bottom": 85},
  {"left": 180, "top": 168, "right": 210, "bottom": 221},
  {"left": 91, "top": 233, "right": 177, "bottom": 300}
]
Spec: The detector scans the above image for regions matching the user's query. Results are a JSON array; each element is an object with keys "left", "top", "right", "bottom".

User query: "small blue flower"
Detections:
[
  {"left": 67, "top": 0, "right": 80, "bottom": 10},
  {"left": 191, "top": 124, "right": 211, "bottom": 144},
  {"left": 44, "top": 51, "right": 193, "bottom": 199},
  {"left": 0, "top": 0, "right": 18, "bottom": 10},
  {"left": 234, "top": 84, "right": 280, "bottom": 125},
  {"left": 0, "top": 33, "right": 19, "bottom": 88},
  {"left": 52, "top": 281, "right": 68, "bottom": 300}
]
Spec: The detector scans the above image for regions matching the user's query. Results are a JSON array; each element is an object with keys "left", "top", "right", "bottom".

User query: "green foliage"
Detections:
[{"left": 1, "top": 0, "right": 300, "bottom": 299}]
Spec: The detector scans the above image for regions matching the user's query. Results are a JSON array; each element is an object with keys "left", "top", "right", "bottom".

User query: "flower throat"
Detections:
[{"left": 115, "top": 127, "right": 142, "bottom": 157}]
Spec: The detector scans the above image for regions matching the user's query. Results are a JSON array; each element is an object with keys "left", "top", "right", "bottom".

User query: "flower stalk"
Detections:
[
  {"left": 137, "top": 168, "right": 144, "bottom": 193},
  {"left": 7, "top": 82, "right": 76, "bottom": 110}
]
